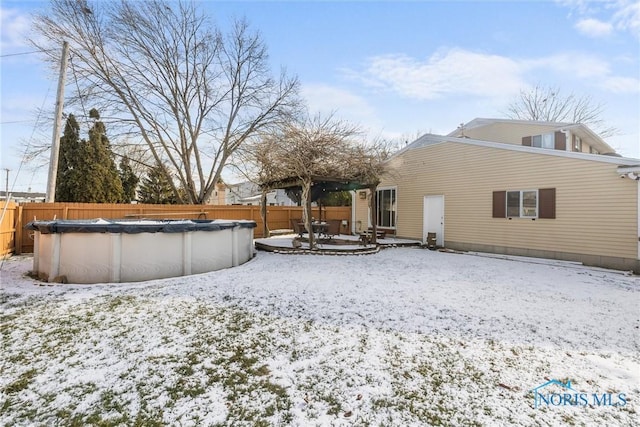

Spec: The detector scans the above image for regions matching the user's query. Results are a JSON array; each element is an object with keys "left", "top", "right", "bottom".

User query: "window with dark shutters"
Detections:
[
  {"left": 493, "top": 188, "right": 556, "bottom": 219},
  {"left": 538, "top": 188, "right": 556, "bottom": 219},
  {"left": 492, "top": 191, "right": 506, "bottom": 218},
  {"left": 522, "top": 136, "right": 532, "bottom": 146}
]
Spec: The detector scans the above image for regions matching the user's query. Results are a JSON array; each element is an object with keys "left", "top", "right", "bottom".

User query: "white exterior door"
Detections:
[{"left": 423, "top": 195, "right": 444, "bottom": 246}]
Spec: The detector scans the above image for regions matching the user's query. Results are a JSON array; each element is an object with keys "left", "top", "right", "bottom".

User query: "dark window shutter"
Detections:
[
  {"left": 493, "top": 191, "right": 506, "bottom": 218},
  {"left": 522, "top": 136, "right": 532, "bottom": 147},
  {"left": 539, "top": 188, "right": 556, "bottom": 219},
  {"left": 554, "top": 131, "right": 566, "bottom": 151}
]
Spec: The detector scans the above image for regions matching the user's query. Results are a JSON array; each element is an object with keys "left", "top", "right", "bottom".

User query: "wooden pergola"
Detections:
[{"left": 260, "top": 175, "right": 380, "bottom": 247}]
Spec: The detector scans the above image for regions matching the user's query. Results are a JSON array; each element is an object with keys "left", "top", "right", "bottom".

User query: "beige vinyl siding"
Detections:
[
  {"left": 354, "top": 190, "right": 370, "bottom": 233},
  {"left": 375, "top": 142, "right": 637, "bottom": 259},
  {"left": 464, "top": 123, "right": 561, "bottom": 146}
]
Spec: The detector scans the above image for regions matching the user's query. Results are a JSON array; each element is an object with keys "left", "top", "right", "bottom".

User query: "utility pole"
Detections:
[
  {"left": 3, "top": 168, "right": 9, "bottom": 201},
  {"left": 45, "top": 40, "right": 70, "bottom": 203}
]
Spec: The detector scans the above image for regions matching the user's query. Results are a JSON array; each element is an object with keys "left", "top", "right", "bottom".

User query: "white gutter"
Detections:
[{"left": 618, "top": 165, "right": 640, "bottom": 175}]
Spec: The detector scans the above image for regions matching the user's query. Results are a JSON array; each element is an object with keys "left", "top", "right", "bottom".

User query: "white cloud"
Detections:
[
  {"left": 612, "top": 0, "right": 640, "bottom": 35},
  {"left": 348, "top": 48, "right": 525, "bottom": 101},
  {"left": 345, "top": 48, "right": 635, "bottom": 105},
  {"left": 527, "top": 52, "right": 611, "bottom": 79},
  {"left": 0, "top": 7, "right": 32, "bottom": 51},
  {"left": 600, "top": 76, "right": 640, "bottom": 93},
  {"left": 301, "top": 83, "right": 377, "bottom": 124},
  {"left": 559, "top": 0, "right": 640, "bottom": 39},
  {"left": 555, "top": 0, "right": 594, "bottom": 15},
  {"left": 574, "top": 18, "right": 613, "bottom": 37}
]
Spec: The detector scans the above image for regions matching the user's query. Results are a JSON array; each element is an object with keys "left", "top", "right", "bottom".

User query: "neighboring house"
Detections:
[
  {"left": 353, "top": 118, "right": 640, "bottom": 273},
  {"left": 1, "top": 191, "right": 46, "bottom": 203},
  {"left": 206, "top": 182, "right": 227, "bottom": 205},
  {"left": 224, "top": 181, "right": 297, "bottom": 206}
]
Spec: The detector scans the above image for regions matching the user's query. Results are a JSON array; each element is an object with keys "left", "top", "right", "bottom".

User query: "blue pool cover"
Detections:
[{"left": 26, "top": 219, "right": 257, "bottom": 234}]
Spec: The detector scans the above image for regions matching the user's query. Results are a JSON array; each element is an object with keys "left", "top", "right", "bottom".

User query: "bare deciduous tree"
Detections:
[
  {"left": 32, "top": 0, "right": 300, "bottom": 203},
  {"left": 504, "top": 84, "right": 617, "bottom": 139},
  {"left": 252, "top": 114, "right": 390, "bottom": 248}
]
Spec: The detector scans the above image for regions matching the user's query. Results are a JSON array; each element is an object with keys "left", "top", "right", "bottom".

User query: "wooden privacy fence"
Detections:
[
  {"left": 0, "top": 202, "right": 20, "bottom": 256},
  {"left": 5, "top": 202, "right": 352, "bottom": 254}
]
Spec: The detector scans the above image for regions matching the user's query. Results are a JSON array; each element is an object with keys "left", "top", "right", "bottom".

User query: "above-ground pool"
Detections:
[{"left": 26, "top": 219, "right": 256, "bottom": 284}]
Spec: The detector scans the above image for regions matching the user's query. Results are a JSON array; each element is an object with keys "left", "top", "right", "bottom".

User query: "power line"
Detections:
[
  {"left": 0, "top": 120, "right": 35, "bottom": 125},
  {"left": 69, "top": 56, "right": 89, "bottom": 128},
  {"left": 0, "top": 49, "right": 54, "bottom": 58},
  {"left": 12, "top": 80, "right": 54, "bottom": 193}
]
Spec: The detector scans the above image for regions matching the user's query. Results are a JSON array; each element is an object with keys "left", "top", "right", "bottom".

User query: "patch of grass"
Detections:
[
  {"left": 376, "top": 336, "right": 492, "bottom": 426},
  {"left": 321, "top": 393, "right": 343, "bottom": 416},
  {"left": 303, "top": 320, "right": 314, "bottom": 332},
  {"left": 3, "top": 368, "right": 38, "bottom": 394}
]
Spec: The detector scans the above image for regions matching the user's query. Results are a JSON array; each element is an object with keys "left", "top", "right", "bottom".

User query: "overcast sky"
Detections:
[{"left": 1, "top": 0, "right": 639, "bottom": 193}]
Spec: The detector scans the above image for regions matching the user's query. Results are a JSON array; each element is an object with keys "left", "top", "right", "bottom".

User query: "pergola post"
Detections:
[
  {"left": 301, "top": 179, "right": 315, "bottom": 249},
  {"left": 369, "top": 184, "right": 378, "bottom": 244},
  {"left": 260, "top": 189, "right": 269, "bottom": 238}
]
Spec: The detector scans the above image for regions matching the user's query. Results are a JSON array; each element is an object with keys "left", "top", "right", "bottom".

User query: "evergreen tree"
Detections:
[
  {"left": 55, "top": 109, "right": 124, "bottom": 202},
  {"left": 138, "top": 163, "right": 179, "bottom": 204},
  {"left": 118, "top": 156, "right": 139, "bottom": 203},
  {"left": 83, "top": 109, "right": 124, "bottom": 202},
  {"left": 55, "top": 114, "right": 82, "bottom": 201},
  {"left": 319, "top": 191, "right": 352, "bottom": 206}
]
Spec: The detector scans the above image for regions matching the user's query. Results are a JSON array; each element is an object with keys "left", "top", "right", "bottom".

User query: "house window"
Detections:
[
  {"left": 493, "top": 189, "right": 555, "bottom": 219},
  {"left": 505, "top": 190, "right": 538, "bottom": 218},
  {"left": 376, "top": 188, "right": 396, "bottom": 228},
  {"left": 532, "top": 133, "right": 555, "bottom": 149},
  {"left": 573, "top": 136, "right": 582, "bottom": 152},
  {"left": 506, "top": 191, "right": 520, "bottom": 217}
]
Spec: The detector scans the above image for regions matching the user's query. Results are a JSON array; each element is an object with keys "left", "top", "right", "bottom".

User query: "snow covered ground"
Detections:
[{"left": 1, "top": 247, "right": 638, "bottom": 426}]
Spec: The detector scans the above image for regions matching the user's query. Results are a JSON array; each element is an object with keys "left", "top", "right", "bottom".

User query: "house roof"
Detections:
[
  {"left": 393, "top": 133, "right": 640, "bottom": 167},
  {"left": 0, "top": 191, "right": 46, "bottom": 199},
  {"left": 447, "top": 118, "right": 617, "bottom": 155}
]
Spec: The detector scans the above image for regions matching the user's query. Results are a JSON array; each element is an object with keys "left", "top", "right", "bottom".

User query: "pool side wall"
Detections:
[{"left": 33, "top": 225, "right": 254, "bottom": 284}]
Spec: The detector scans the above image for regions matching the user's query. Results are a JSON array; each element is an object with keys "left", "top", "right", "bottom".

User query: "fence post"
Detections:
[{"left": 14, "top": 205, "right": 23, "bottom": 254}]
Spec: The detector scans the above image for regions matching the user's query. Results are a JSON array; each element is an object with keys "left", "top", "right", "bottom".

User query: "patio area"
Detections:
[{"left": 254, "top": 233, "right": 421, "bottom": 255}]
